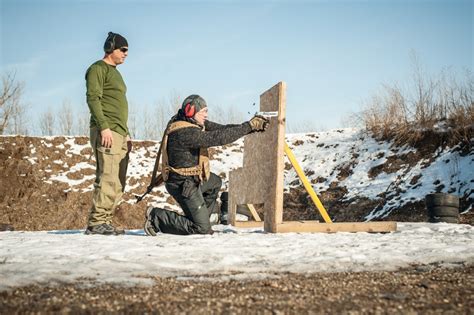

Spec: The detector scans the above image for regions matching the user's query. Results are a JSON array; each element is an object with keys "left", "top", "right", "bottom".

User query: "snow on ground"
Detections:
[
  {"left": 3, "top": 130, "right": 472, "bottom": 291},
  {"left": 284, "top": 129, "right": 474, "bottom": 216},
  {"left": 0, "top": 223, "right": 473, "bottom": 291},
  {"left": 24, "top": 128, "right": 473, "bottom": 216}
]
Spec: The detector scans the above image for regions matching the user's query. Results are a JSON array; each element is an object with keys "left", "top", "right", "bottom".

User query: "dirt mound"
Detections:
[
  {"left": 0, "top": 136, "right": 85, "bottom": 230},
  {"left": 0, "top": 135, "right": 472, "bottom": 231},
  {"left": 0, "top": 136, "right": 145, "bottom": 230},
  {"left": 282, "top": 186, "right": 473, "bottom": 224}
]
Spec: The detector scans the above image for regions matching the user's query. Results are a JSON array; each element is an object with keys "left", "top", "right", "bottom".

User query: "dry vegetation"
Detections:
[
  {"left": 0, "top": 72, "right": 26, "bottom": 135},
  {"left": 359, "top": 61, "right": 473, "bottom": 149}
]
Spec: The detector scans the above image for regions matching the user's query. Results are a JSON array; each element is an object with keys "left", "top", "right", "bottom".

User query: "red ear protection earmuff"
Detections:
[{"left": 184, "top": 103, "right": 195, "bottom": 117}]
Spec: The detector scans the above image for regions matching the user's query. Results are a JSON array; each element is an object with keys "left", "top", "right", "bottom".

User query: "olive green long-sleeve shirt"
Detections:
[{"left": 85, "top": 60, "right": 129, "bottom": 136}]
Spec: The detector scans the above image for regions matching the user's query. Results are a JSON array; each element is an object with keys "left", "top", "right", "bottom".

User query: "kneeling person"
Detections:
[{"left": 144, "top": 95, "right": 268, "bottom": 235}]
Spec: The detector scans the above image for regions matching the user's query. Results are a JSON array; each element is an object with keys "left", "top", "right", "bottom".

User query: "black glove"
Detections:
[{"left": 248, "top": 115, "right": 269, "bottom": 132}]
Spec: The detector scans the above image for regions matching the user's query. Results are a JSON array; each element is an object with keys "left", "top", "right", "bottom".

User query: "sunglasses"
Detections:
[{"left": 119, "top": 47, "right": 128, "bottom": 53}]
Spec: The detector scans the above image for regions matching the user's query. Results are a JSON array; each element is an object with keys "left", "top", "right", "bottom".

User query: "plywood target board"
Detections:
[
  {"left": 229, "top": 81, "right": 286, "bottom": 233},
  {"left": 228, "top": 81, "right": 397, "bottom": 234}
]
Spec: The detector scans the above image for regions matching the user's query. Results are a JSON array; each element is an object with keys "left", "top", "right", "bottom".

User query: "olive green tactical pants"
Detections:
[
  {"left": 151, "top": 173, "right": 222, "bottom": 235},
  {"left": 87, "top": 127, "right": 129, "bottom": 226}
]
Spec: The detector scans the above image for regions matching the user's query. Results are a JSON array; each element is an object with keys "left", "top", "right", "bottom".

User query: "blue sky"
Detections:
[{"left": 1, "top": 0, "right": 472, "bottom": 134}]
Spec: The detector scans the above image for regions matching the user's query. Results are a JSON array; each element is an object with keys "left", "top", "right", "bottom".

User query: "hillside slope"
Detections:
[{"left": 0, "top": 128, "right": 472, "bottom": 230}]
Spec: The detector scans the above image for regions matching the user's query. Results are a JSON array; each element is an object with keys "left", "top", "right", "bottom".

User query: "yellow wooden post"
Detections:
[
  {"left": 246, "top": 204, "right": 262, "bottom": 222},
  {"left": 284, "top": 142, "right": 332, "bottom": 223}
]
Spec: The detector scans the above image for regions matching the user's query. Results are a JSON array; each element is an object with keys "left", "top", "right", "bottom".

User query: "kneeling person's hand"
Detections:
[{"left": 248, "top": 115, "right": 269, "bottom": 132}]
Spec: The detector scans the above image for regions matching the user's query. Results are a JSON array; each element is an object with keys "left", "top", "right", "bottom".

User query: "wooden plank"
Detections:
[
  {"left": 275, "top": 221, "right": 397, "bottom": 233},
  {"left": 228, "top": 82, "right": 286, "bottom": 228},
  {"left": 284, "top": 143, "right": 332, "bottom": 223},
  {"left": 247, "top": 204, "right": 262, "bottom": 222},
  {"left": 228, "top": 168, "right": 243, "bottom": 225},
  {"left": 233, "top": 221, "right": 265, "bottom": 228},
  {"left": 263, "top": 81, "right": 286, "bottom": 233},
  {"left": 228, "top": 82, "right": 286, "bottom": 232}
]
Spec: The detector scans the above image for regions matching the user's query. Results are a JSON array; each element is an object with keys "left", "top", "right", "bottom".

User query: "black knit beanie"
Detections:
[{"left": 113, "top": 33, "right": 128, "bottom": 48}]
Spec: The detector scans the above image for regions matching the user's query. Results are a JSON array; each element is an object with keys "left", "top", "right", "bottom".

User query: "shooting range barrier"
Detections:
[{"left": 229, "top": 82, "right": 397, "bottom": 233}]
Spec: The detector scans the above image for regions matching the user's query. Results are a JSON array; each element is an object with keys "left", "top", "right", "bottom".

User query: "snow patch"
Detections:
[{"left": 0, "top": 223, "right": 472, "bottom": 291}]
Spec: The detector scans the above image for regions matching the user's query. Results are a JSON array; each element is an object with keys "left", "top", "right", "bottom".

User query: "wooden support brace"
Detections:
[
  {"left": 284, "top": 143, "right": 332, "bottom": 223},
  {"left": 233, "top": 221, "right": 264, "bottom": 228},
  {"left": 276, "top": 221, "right": 397, "bottom": 233},
  {"left": 247, "top": 204, "right": 262, "bottom": 222}
]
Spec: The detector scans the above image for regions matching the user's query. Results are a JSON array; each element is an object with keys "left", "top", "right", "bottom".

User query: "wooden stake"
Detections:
[
  {"left": 247, "top": 204, "right": 262, "bottom": 222},
  {"left": 284, "top": 143, "right": 332, "bottom": 223}
]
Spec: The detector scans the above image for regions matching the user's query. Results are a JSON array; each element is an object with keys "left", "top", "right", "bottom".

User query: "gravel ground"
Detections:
[
  {"left": 1, "top": 136, "right": 472, "bottom": 314},
  {"left": 1, "top": 265, "right": 472, "bottom": 314}
]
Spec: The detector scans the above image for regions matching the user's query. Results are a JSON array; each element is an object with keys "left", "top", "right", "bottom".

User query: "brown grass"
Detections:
[{"left": 360, "top": 67, "right": 474, "bottom": 149}]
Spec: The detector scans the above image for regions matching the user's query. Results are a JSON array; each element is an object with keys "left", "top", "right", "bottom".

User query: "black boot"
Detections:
[
  {"left": 220, "top": 192, "right": 229, "bottom": 225},
  {"left": 144, "top": 206, "right": 159, "bottom": 236}
]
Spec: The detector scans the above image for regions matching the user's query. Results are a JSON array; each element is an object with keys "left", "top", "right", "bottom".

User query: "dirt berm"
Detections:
[{"left": 0, "top": 135, "right": 472, "bottom": 231}]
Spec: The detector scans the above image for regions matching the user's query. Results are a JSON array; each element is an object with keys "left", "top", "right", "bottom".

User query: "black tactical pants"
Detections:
[{"left": 150, "top": 172, "right": 222, "bottom": 235}]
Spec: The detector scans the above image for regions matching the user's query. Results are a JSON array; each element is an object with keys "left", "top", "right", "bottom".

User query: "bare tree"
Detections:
[
  {"left": 75, "top": 108, "right": 90, "bottom": 136},
  {"left": 211, "top": 104, "right": 226, "bottom": 124},
  {"left": 209, "top": 103, "right": 245, "bottom": 125},
  {"left": 39, "top": 107, "right": 56, "bottom": 136},
  {"left": 225, "top": 105, "right": 245, "bottom": 124},
  {"left": 0, "top": 72, "right": 25, "bottom": 135},
  {"left": 167, "top": 89, "right": 181, "bottom": 113},
  {"left": 148, "top": 91, "right": 183, "bottom": 139},
  {"left": 142, "top": 106, "right": 159, "bottom": 140},
  {"left": 154, "top": 92, "right": 183, "bottom": 138},
  {"left": 5, "top": 97, "right": 29, "bottom": 135},
  {"left": 127, "top": 102, "right": 138, "bottom": 139},
  {"left": 59, "top": 99, "right": 74, "bottom": 135},
  {"left": 154, "top": 101, "right": 169, "bottom": 139}
]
